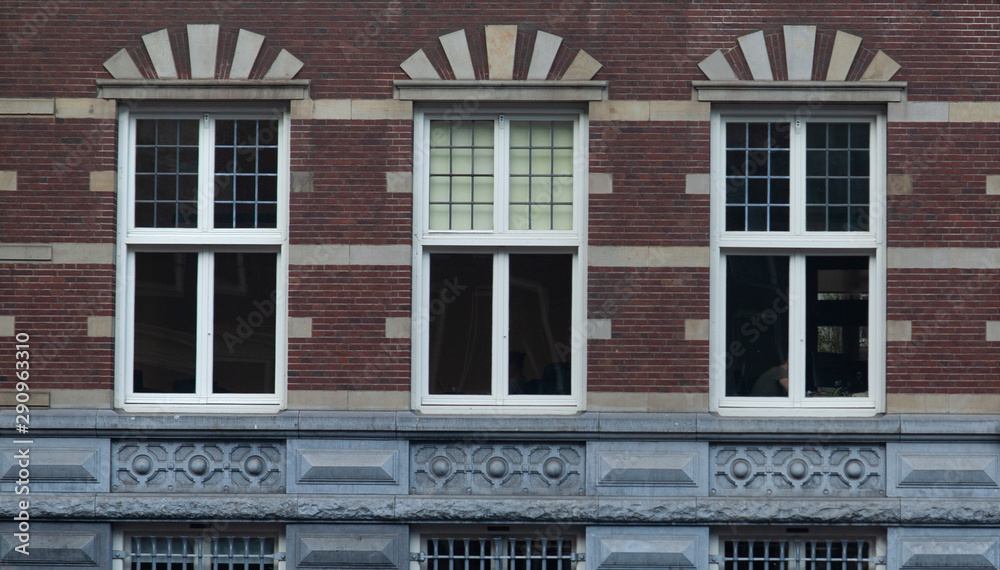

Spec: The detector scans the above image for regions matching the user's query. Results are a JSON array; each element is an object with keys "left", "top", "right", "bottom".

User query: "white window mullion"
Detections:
[
  {"left": 200, "top": 113, "right": 215, "bottom": 232},
  {"left": 197, "top": 251, "right": 215, "bottom": 403},
  {"left": 494, "top": 251, "right": 509, "bottom": 403},
  {"left": 787, "top": 253, "right": 807, "bottom": 404},
  {"left": 788, "top": 119, "right": 806, "bottom": 236},
  {"left": 496, "top": 114, "right": 508, "bottom": 233}
]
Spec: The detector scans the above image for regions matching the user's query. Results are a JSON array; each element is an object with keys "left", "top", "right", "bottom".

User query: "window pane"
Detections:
[
  {"left": 428, "top": 120, "right": 495, "bottom": 230},
  {"left": 509, "top": 120, "right": 574, "bottom": 230},
  {"left": 212, "top": 252, "right": 277, "bottom": 394},
  {"left": 133, "top": 252, "right": 198, "bottom": 393},
  {"left": 134, "top": 119, "right": 200, "bottom": 228},
  {"left": 214, "top": 119, "right": 279, "bottom": 229},
  {"left": 806, "top": 123, "right": 870, "bottom": 232},
  {"left": 724, "top": 122, "right": 791, "bottom": 231},
  {"left": 807, "top": 256, "right": 869, "bottom": 396},
  {"left": 508, "top": 254, "right": 573, "bottom": 395},
  {"left": 429, "top": 253, "right": 493, "bottom": 395},
  {"left": 725, "top": 255, "right": 789, "bottom": 397}
]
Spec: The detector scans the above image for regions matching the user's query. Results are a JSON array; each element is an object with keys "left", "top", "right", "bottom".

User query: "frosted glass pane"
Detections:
[
  {"left": 452, "top": 149, "right": 473, "bottom": 174},
  {"left": 530, "top": 204, "right": 553, "bottom": 230},
  {"left": 452, "top": 122, "right": 473, "bottom": 146},
  {"left": 553, "top": 205, "right": 573, "bottom": 230},
  {"left": 429, "top": 121, "right": 450, "bottom": 146},
  {"left": 510, "top": 149, "right": 529, "bottom": 175},
  {"left": 510, "top": 176, "right": 529, "bottom": 202},
  {"left": 429, "top": 148, "right": 450, "bottom": 175},
  {"left": 531, "top": 149, "right": 552, "bottom": 174},
  {"left": 510, "top": 121, "right": 530, "bottom": 146},
  {"left": 552, "top": 177, "right": 573, "bottom": 202},
  {"left": 451, "top": 204, "right": 472, "bottom": 230},
  {"left": 452, "top": 176, "right": 473, "bottom": 202},
  {"left": 473, "top": 205, "right": 493, "bottom": 230},
  {"left": 531, "top": 177, "right": 552, "bottom": 203},
  {"left": 429, "top": 204, "right": 450, "bottom": 230},
  {"left": 473, "top": 148, "right": 494, "bottom": 174},
  {"left": 473, "top": 121, "right": 494, "bottom": 145},
  {"left": 429, "top": 176, "right": 450, "bottom": 202},
  {"left": 474, "top": 177, "right": 494, "bottom": 203},
  {"left": 530, "top": 122, "right": 552, "bottom": 145},
  {"left": 509, "top": 204, "right": 529, "bottom": 230},
  {"left": 553, "top": 149, "right": 573, "bottom": 175},
  {"left": 553, "top": 121, "right": 573, "bottom": 146}
]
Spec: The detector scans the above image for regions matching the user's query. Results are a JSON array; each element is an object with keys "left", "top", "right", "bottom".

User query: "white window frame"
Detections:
[
  {"left": 709, "top": 107, "right": 887, "bottom": 417},
  {"left": 411, "top": 107, "right": 588, "bottom": 414},
  {"left": 114, "top": 104, "right": 290, "bottom": 413}
]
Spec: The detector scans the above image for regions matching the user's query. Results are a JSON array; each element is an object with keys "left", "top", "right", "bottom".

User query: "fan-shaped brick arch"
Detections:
[
  {"left": 103, "top": 24, "right": 304, "bottom": 81},
  {"left": 698, "top": 26, "right": 900, "bottom": 82}
]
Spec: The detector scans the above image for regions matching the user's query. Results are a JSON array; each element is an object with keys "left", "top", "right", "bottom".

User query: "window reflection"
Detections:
[{"left": 725, "top": 256, "right": 790, "bottom": 397}]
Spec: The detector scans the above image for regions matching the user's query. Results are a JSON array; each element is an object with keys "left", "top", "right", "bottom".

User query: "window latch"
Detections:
[{"left": 204, "top": 112, "right": 210, "bottom": 128}]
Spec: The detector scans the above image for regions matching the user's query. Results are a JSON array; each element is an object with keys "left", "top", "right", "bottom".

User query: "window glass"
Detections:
[
  {"left": 213, "top": 252, "right": 277, "bottom": 394},
  {"left": 508, "top": 254, "right": 572, "bottom": 395},
  {"left": 134, "top": 119, "right": 200, "bottom": 228},
  {"left": 806, "top": 256, "right": 869, "bottom": 396},
  {"left": 509, "top": 120, "right": 574, "bottom": 230},
  {"left": 428, "top": 120, "right": 495, "bottom": 230},
  {"left": 214, "top": 119, "right": 280, "bottom": 229},
  {"left": 725, "top": 255, "right": 789, "bottom": 397},
  {"left": 725, "top": 122, "right": 790, "bottom": 232},
  {"left": 806, "top": 123, "right": 870, "bottom": 231}
]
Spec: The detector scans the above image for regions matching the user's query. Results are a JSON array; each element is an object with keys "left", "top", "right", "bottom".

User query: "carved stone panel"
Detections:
[
  {"left": 112, "top": 441, "right": 284, "bottom": 493},
  {"left": 0, "top": 522, "right": 110, "bottom": 569},
  {"left": 888, "top": 443, "right": 1000, "bottom": 498},
  {"left": 587, "top": 526, "right": 708, "bottom": 570},
  {"left": 587, "top": 441, "right": 708, "bottom": 496},
  {"left": 889, "top": 528, "right": 1000, "bottom": 570},
  {"left": 0, "top": 438, "right": 109, "bottom": 493},
  {"left": 411, "top": 441, "right": 584, "bottom": 495},
  {"left": 288, "top": 439, "right": 407, "bottom": 494},
  {"left": 288, "top": 524, "right": 408, "bottom": 570},
  {"left": 711, "top": 444, "right": 884, "bottom": 497}
]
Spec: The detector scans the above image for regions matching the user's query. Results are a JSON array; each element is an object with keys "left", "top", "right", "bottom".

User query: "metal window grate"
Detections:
[
  {"left": 417, "top": 536, "right": 579, "bottom": 570},
  {"left": 717, "top": 539, "right": 882, "bottom": 570},
  {"left": 128, "top": 535, "right": 276, "bottom": 570}
]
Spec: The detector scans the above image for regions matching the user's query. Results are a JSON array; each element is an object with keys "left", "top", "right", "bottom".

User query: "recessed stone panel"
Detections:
[
  {"left": 587, "top": 526, "right": 708, "bottom": 570},
  {"left": 288, "top": 439, "right": 407, "bottom": 494},
  {"left": 0, "top": 438, "right": 109, "bottom": 493},
  {"left": 112, "top": 441, "right": 284, "bottom": 493},
  {"left": 889, "top": 528, "right": 1000, "bottom": 569},
  {"left": 0, "top": 523, "right": 110, "bottom": 569},
  {"left": 889, "top": 442, "right": 1000, "bottom": 497},
  {"left": 588, "top": 441, "right": 708, "bottom": 496},
  {"left": 288, "top": 524, "right": 408, "bottom": 570}
]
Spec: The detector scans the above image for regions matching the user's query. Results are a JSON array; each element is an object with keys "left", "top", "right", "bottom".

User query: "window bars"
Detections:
[
  {"left": 714, "top": 538, "right": 885, "bottom": 570},
  {"left": 121, "top": 536, "right": 279, "bottom": 570},
  {"left": 414, "top": 536, "right": 582, "bottom": 570}
]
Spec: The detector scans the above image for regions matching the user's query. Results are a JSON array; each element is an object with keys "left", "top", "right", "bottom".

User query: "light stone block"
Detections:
[
  {"left": 386, "top": 171, "right": 411, "bottom": 193},
  {"left": 589, "top": 246, "right": 649, "bottom": 267},
  {"left": 950, "top": 102, "right": 1000, "bottom": 123},
  {"left": 0, "top": 522, "right": 111, "bottom": 569},
  {"left": 103, "top": 48, "right": 143, "bottom": 79},
  {"left": 288, "top": 390, "right": 349, "bottom": 409},
  {"left": 783, "top": 25, "right": 816, "bottom": 80},
  {"left": 348, "top": 391, "right": 408, "bottom": 410},
  {"left": 588, "top": 318, "right": 612, "bottom": 340},
  {"left": 987, "top": 322, "right": 1000, "bottom": 342},
  {"left": 949, "top": 393, "right": 1000, "bottom": 414},
  {"left": 861, "top": 50, "right": 902, "bottom": 81},
  {"left": 590, "top": 100, "right": 649, "bottom": 122},
  {"left": 400, "top": 49, "right": 440, "bottom": 80},
  {"left": 685, "top": 173, "right": 709, "bottom": 194},
  {"left": 886, "top": 393, "right": 937, "bottom": 414},
  {"left": 51, "top": 243, "right": 115, "bottom": 264},
  {"left": 48, "top": 389, "right": 112, "bottom": 409},
  {"left": 229, "top": 29, "right": 265, "bottom": 79},
  {"left": 86, "top": 316, "right": 113, "bottom": 338},
  {"left": 485, "top": 25, "right": 517, "bottom": 80},
  {"left": 887, "top": 320, "right": 912, "bottom": 342},
  {"left": 263, "top": 49, "right": 305, "bottom": 80},
  {"left": 290, "top": 99, "right": 315, "bottom": 120},
  {"left": 649, "top": 100, "right": 711, "bottom": 121},
  {"left": 737, "top": 30, "right": 773, "bottom": 81},
  {"left": 291, "top": 171, "right": 314, "bottom": 193},
  {"left": 142, "top": 28, "right": 178, "bottom": 79},
  {"left": 647, "top": 392, "right": 710, "bottom": 413},
  {"left": 384, "top": 317, "right": 410, "bottom": 339},
  {"left": 312, "top": 99, "right": 351, "bottom": 119},
  {"left": 697, "top": 49, "right": 738, "bottom": 81},
  {"left": 562, "top": 49, "right": 602, "bottom": 80},
  {"left": 288, "top": 524, "right": 409, "bottom": 570},
  {"left": 588, "top": 441, "right": 708, "bottom": 497},
  {"left": 352, "top": 99, "right": 412, "bottom": 121},
  {"left": 0, "top": 316, "right": 13, "bottom": 337},
  {"left": 527, "top": 30, "right": 562, "bottom": 80},
  {"left": 887, "top": 247, "right": 950, "bottom": 269},
  {"left": 888, "top": 101, "right": 949, "bottom": 123},
  {"left": 0, "top": 171, "right": 15, "bottom": 191},
  {"left": 55, "top": 98, "right": 116, "bottom": 119},
  {"left": 0, "top": 438, "right": 109, "bottom": 493},
  {"left": 888, "top": 173, "right": 913, "bottom": 195},
  {"left": 288, "top": 316, "right": 313, "bottom": 339},
  {"left": 349, "top": 245, "right": 410, "bottom": 266},
  {"left": 587, "top": 526, "right": 709, "bottom": 570},
  {"left": 0, "top": 98, "right": 54, "bottom": 115},
  {"left": 648, "top": 246, "right": 710, "bottom": 268},
  {"left": 187, "top": 24, "right": 220, "bottom": 79},
  {"left": 888, "top": 442, "right": 1000, "bottom": 498},
  {"left": 288, "top": 439, "right": 407, "bottom": 494},
  {"left": 987, "top": 175, "right": 1000, "bottom": 195},
  {"left": 0, "top": 390, "right": 48, "bottom": 407},
  {"left": 589, "top": 172, "right": 613, "bottom": 194},
  {"left": 439, "top": 29, "right": 475, "bottom": 80},
  {"left": 826, "top": 30, "right": 862, "bottom": 81},
  {"left": 89, "top": 170, "right": 115, "bottom": 192},
  {"left": 588, "top": 391, "right": 650, "bottom": 412},
  {"left": 889, "top": 528, "right": 1000, "bottom": 570},
  {"left": 589, "top": 246, "right": 710, "bottom": 268},
  {"left": 684, "top": 319, "right": 709, "bottom": 341},
  {"left": 0, "top": 245, "right": 52, "bottom": 261},
  {"left": 289, "top": 244, "right": 350, "bottom": 266}
]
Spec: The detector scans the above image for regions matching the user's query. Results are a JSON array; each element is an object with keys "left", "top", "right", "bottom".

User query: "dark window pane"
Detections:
[
  {"left": 725, "top": 177, "right": 745, "bottom": 204},
  {"left": 771, "top": 178, "right": 789, "bottom": 204},
  {"left": 747, "top": 206, "right": 768, "bottom": 231},
  {"left": 178, "top": 147, "right": 199, "bottom": 173},
  {"left": 828, "top": 206, "right": 849, "bottom": 231},
  {"left": 806, "top": 205, "right": 826, "bottom": 231},
  {"left": 770, "top": 206, "right": 789, "bottom": 231},
  {"left": 747, "top": 123, "right": 769, "bottom": 148},
  {"left": 136, "top": 147, "right": 156, "bottom": 173},
  {"left": 508, "top": 254, "right": 573, "bottom": 396},
  {"left": 771, "top": 123, "right": 790, "bottom": 148},
  {"left": 177, "top": 201, "right": 198, "bottom": 228},
  {"left": 850, "top": 150, "right": 869, "bottom": 176},
  {"left": 726, "top": 206, "right": 746, "bottom": 231},
  {"left": 849, "top": 207, "right": 870, "bottom": 231},
  {"left": 806, "top": 150, "right": 826, "bottom": 176},
  {"left": 237, "top": 120, "right": 257, "bottom": 145},
  {"left": 747, "top": 178, "right": 768, "bottom": 204},
  {"left": 178, "top": 120, "right": 199, "bottom": 145},
  {"left": 157, "top": 120, "right": 178, "bottom": 145},
  {"left": 807, "top": 256, "right": 869, "bottom": 396},
  {"left": 155, "top": 203, "right": 176, "bottom": 227},
  {"left": 135, "top": 203, "right": 154, "bottom": 227},
  {"left": 235, "top": 148, "right": 256, "bottom": 174},
  {"left": 726, "top": 122, "right": 746, "bottom": 148},
  {"left": 828, "top": 178, "right": 849, "bottom": 204},
  {"left": 178, "top": 175, "right": 198, "bottom": 202},
  {"left": 214, "top": 175, "right": 235, "bottom": 201},
  {"left": 258, "top": 203, "right": 277, "bottom": 228},
  {"left": 828, "top": 150, "right": 849, "bottom": 176},
  {"left": 429, "top": 253, "right": 493, "bottom": 395},
  {"left": 213, "top": 252, "right": 277, "bottom": 394},
  {"left": 806, "top": 122, "right": 826, "bottom": 148},
  {"left": 849, "top": 122, "right": 870, "bottom": 148},
  {"left": 236, "top": 175, "right": 257, "bottom": 201},
  {"left": 828, "top": 123, "right": 850, "bottom": 148},
  {"left": 133, "top": 252, "right": 198, "bottom": 394},
  {"left": 806, "top": 178, "right": 826, "bottom": 205},
  {"left": 214, "top": 203, "right": 233, "bottom": 229},
  {"left": 216, "top": 147, "right": 234, "bottom": 173},
  {"left": 726, "top": 151, "right": 747, "bottom": 176},
  {"left": 216, "top": 119, "right": 235, "bottom": 145},
  {"left": 156, "top": 175, "right": 177, "bottom": 201},
  {"left": 136, "top": 175, "right": 155, "bottom": 200},
  {"left": 259, "top": 147, "right": 278, "bottom": 173},
  {"left": 806, "top": 122, "right": 870, "bottom": 232},
  {"left": 136, "top": 119, "right": 157, "bottom": 145},
  {"left": 725, "top": 255, "right": 789, "bottom": 397},
  {"left": 770, "top": 149, "right": 789, "bottom": 176},
  {"left": 258, "top": 176, "right": 278, "bottom": 202},
  {"left": 850, "top": 179, "right": 870, "bottom": 204}
]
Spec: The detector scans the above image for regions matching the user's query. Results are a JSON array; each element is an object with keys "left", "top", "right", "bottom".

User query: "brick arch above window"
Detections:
[
  {"left": 98, "top": 24, "right": 308, "bottom": 100},
  {"left": 395, "top": 26, "right": 607, "bottom": 102}
]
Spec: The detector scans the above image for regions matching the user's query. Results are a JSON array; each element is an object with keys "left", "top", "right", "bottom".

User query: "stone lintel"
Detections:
[
  {"left": 693, "top": 80, "right": 906, "bottom": 103},
  {"left": 395, "top": 80, "right": 608, "bottom": 102},
  {"left": 96, "top": 79, "right": 310, "bottom": 100}
]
